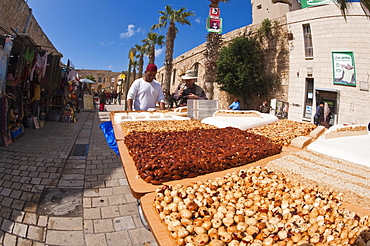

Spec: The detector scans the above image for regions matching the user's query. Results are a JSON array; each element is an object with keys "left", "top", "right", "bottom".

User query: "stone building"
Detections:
[
  {"left": 158, "top": 1, "right": 370, "bottom": 126},
  {"left": 286, "top": 3, "right": 370, "bottom": 125},
  {"left": 76, "top": 69, "right": 121, "bottom": 93}
]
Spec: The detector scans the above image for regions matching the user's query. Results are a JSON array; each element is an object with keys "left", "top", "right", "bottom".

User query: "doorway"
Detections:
[{"left": 315, "top": 89, "right": 338, "bottom": 125}]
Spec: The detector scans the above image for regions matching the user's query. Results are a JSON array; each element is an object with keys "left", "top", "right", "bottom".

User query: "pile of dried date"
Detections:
[{"left": 124, "top": 127, "right": 282, "bottom": 185}]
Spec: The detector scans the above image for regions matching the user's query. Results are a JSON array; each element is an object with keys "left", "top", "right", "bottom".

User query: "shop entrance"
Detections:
[{"left": 315, "top": 89, "right": 338, "bottom": 125}]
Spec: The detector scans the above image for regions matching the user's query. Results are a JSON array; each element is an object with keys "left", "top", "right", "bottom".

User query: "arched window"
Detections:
[{"left": 193, "top": 63, "right": 199, "bottom": 82}]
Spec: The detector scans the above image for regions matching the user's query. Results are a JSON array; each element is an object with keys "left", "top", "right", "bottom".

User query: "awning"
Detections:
[{"left": 314, "top": 87, "right": 339, "bottom": 93}]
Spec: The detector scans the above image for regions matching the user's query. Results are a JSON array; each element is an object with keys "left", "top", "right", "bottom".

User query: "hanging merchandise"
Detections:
[
  {"left": 0, "top": 37, "right": 13, "bottom": 95},
  {"left": 0, "top": 97, "right": 12, "bottom": 147},
  {"left": 24, "top": 47, "right": 34, "bottom": 65},
  {"left": 30, "top": 51, "right": 48, "bottom": 81}
]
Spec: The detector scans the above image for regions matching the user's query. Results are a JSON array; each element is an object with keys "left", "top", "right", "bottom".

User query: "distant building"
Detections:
[{"left": 76, "top": 69, "right": 121, "bottom": 93}]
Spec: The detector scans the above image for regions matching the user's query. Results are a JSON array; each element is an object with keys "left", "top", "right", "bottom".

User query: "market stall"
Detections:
[{"left": 112, "top": 112, "right": 370, "bottom": 246}]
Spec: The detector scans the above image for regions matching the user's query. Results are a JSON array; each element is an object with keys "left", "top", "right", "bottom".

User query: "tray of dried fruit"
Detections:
[
  {"left": 116, "top": 119, "right": 300, "bottom": 199},
  {"left": 140, "top": 165, "right": 370, "bottom": 246}
]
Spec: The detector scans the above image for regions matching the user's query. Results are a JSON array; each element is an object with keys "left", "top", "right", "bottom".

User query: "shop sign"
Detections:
[
  {"left": 332, "top": 51, "right": 356, "bottom": 86},
  {"left": 300, "top": 0, "right": 335, "bottom": 9}
]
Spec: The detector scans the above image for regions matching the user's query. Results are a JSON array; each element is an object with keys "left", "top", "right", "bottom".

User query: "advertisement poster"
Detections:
[
  {"left": 207, "top": 17, "right": 222, "bottom": 33},
  {"left": 332, "top": 51, "right": 356, "bottom": 86}
]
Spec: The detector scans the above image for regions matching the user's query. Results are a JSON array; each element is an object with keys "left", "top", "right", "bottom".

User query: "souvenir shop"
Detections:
[{"left": 0, "top": 34, "right": 74, "bottom": 147}]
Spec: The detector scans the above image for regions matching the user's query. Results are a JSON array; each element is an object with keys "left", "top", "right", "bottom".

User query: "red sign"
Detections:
[{"left": 209, "top": 8, "right": 220, "bottom": 18}]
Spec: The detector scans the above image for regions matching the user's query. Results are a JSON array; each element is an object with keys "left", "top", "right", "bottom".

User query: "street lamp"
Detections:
[
  {"left": 117, "top": 79, "right": 123, "bottom": 105},
  {"left": 118, "top": 74, "right": 125, "bottom": 106}
]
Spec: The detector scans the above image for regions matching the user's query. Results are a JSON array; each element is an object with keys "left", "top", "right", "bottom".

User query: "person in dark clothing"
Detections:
[
  {"left": 259, "top": 101, "right": 271, "bottom": 113},
  {"left": 99, "top": 90, "right": 107, "bottom": 111},
  {"left": 314, "top": 101, "right": 324, "bottom": 126},
  {"left": 171, "top": 70, "right": 207, "bottom": 107}
]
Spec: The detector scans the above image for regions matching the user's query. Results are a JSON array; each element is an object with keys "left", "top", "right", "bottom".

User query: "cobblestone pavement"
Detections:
[{"left": 0, "top": 103, "right": 158, "bottom": 246}]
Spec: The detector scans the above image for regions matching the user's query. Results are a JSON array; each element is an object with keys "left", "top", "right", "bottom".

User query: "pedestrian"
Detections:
[
  {"left": 322, "top": 102, "right": 331, "bottom": 128},
  {"left": 99, "top": 90, "right": 107, "bottom": 111},
  {"left": 126, "top": 64, "right": 165, "bottom": 111},
  {"left": 172, "top": 70, "right": 207, "bottom": 107},
  {"left": 259, "top": 101, "right": 271, "bottom": 113},
  {"left": 106, "top": 91, "right": 112, "bottom": 105},
  {"left": 31, "top": 80, "right": 41, "bottom": 117},
  {"left": 112, "top": 91, "right": 117, "bottom": 104},
  {"left": 228, "top": 98, "right": 240, "bottom": 110},
  {"left": 313, "top": 101, "right": 324, "bottom": 126}
]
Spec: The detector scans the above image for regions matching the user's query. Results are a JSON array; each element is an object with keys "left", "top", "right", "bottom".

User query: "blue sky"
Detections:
[{"left": 27, "top": 0, "right": 252, "bottom": 73}]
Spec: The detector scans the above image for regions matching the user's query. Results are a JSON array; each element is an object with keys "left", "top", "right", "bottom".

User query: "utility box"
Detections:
[{"left": 187, "top": 100, "right": 218, "bottom": 120}]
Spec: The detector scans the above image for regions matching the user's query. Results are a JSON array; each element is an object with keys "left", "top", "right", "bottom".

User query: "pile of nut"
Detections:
[
  {"left": 121, "top": 120, "right": 218, "bottom": 135},
  {"left": 247, "top": 120, "right": 317, "bottom": 146},
  {"left": 153, "top": 166, "right": 370, "bottom": 246},
  {"left": 124, "top": 127, "right": 282, "bottom": 184}
]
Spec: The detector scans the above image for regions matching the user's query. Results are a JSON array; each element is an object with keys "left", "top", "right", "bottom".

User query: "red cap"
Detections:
[{"left": 146, "top": 64, "right": 157, "bottom": 72}]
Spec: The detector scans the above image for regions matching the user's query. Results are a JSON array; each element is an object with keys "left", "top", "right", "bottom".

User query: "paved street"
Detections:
[{"left": 0, "top": 103, "right": 158, "bottom": 246}]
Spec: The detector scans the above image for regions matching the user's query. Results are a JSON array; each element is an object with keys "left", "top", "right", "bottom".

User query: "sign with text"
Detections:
[
  {"left": 300, "top": 0, "right": 335, "bottom": 8},
  {"left": 332, "top": 51, "right": 356, "bottom": 86}
]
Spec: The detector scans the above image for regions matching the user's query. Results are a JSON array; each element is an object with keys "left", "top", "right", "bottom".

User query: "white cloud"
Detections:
[
  {"left": 120, "top": 24, "right": 140, "bottom": 39},
  {"left": 155, "top": 47, "right": 164, "bottom": 57},
  {"left": 194, "top": 17, "right": 202, "bottom": 24},
  {"left": 100, "top": 41, "right": 115, "bottom": 46}
]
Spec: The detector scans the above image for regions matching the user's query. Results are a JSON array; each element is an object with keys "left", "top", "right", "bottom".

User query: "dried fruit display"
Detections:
[
  {"left": 124, "top": 127, "right": 282, "bottom": 184},
  {"left": 153, "top": 166, "right": 370, "bottom": 246},
  {"left": 121, "top": 120, "right": 218, "bottom": 135},
  {"left": 247, "top": 119, "right": 317, "bottom": 146}
]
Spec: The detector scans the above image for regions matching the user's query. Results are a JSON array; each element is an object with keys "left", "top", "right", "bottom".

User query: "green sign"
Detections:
[
  {"left": 332, "top": 51, "right": 356, "bottom": 86},
  {"left": 300, "top": 0, "right": 335, "bottom": 9}
]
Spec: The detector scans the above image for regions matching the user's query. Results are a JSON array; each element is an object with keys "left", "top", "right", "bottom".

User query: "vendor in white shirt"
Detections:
[{"left": 127, "top": 64, "right": 165, "bottom": 111}]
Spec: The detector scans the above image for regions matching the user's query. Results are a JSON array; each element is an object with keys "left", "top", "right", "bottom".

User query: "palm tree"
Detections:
[
  {"left": 135, "top": 43, "right": 150, "bottom": 78},
  {"left": 337, "top": 0, "right": 370, "bottom": 18},
  {"left": 204, "top": 0, "right": 231, "bottom": 100},
  {"left": 142, "top": 32, "right": 165, "bottom": 65},
  {"left": 131, "top": 60, "right": 139, "bottom": 82},
  {"left": 151, "top": 5, "right": 195, "bottom": 102}
]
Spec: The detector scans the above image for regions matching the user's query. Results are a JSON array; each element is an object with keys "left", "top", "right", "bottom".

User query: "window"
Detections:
[
  {"left": 193, "top": 63, "right": 199, "bottom": 82},
  {"left": 304, "top": 78, "right": 314, "bottom": 119},
  {"left": 172, "top": 69, "right": 177, "bottom": 85},
  {"left": 98, "top": 77, "right": 102, "bottom": 83},
  {"left": 303, "top": 24, "right": 313, "bottom": 58}
]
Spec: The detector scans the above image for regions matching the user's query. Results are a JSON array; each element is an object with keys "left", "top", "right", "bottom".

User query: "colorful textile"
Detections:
[
  {"left": 30, "top": 52, "right": 48, "bottom": 81},
  {"left": 24, "top": 47, "right": 34, "bottom": 64}
]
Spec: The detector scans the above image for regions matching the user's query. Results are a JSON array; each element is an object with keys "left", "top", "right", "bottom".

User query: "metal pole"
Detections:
[
  {"left": 124, "top": 48, "right": 136, "bottom": 111},
  {"left": 124, "top": 59, "right": 132, "bottom": 111}
]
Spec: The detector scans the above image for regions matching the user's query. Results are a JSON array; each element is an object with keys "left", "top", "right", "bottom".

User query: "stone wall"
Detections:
[
  {"left": 0, "top": 0, "right": 60, "bottom": 55},
  {"left": 157, "top": 16, "right": 289, "bottom": 110}
]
